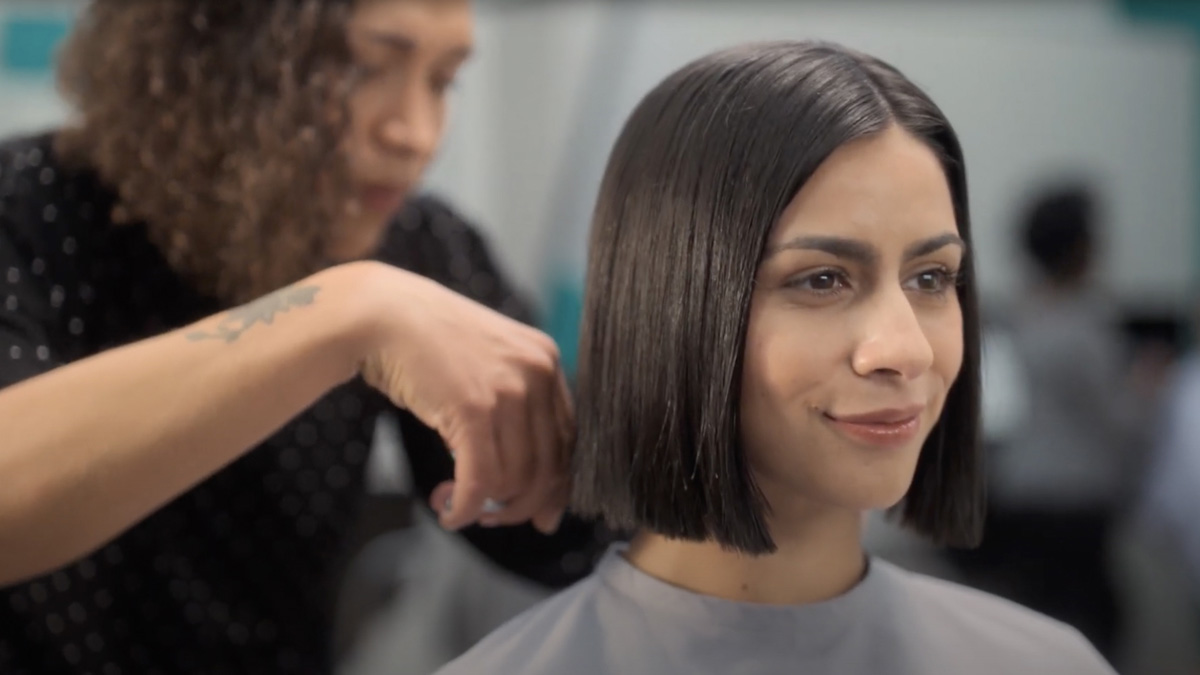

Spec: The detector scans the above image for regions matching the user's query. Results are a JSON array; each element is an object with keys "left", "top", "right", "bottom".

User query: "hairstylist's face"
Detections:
[
  {"left": 740, "top": 124, "right": 964, "bottom": 525},
  {"left": 335, "top": 0, "right": 473, "bottom": 259}
]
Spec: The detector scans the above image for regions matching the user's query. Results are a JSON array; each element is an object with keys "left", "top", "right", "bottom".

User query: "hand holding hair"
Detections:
[{"left": 350, "top": 262, "right": 574, "bottom": 535}]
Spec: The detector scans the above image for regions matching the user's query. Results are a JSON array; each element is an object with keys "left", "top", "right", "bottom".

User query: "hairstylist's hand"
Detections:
[{"left": 347, "top": 261, "right": 573, "bottom": 534}]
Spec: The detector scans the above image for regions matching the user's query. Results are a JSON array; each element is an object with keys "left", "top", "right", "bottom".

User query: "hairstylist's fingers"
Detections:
[
  {"left": 429, "top": 480, "right": 455, "bottom": 517},
  {"left": 484, "top": 372, "right": 564, "bottom": 528},
  {"left": 530, "top": 476, "right": 570, "bottom": 534},
  {"left": 521, "top": 329, "right": 573, "bottom": 458},
  {"left": 500, "top": 377, "right": 539, "bottom": 499},
  {"left": 553, "top": 365, "right": 575, "bottom": 463},
  {"left": 534, "top": 365, "right": 575, "bottom": 530},
  {"left": 477, "top": 392, "right": 537, "bottom": 527},
  {"left": 440, "top": 414, "right": 501, "bottom": 529}
]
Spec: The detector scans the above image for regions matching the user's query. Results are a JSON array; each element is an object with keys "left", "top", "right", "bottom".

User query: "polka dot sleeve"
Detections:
[{"left": 0, "top": 173, "right": 67, "bottom": 390}]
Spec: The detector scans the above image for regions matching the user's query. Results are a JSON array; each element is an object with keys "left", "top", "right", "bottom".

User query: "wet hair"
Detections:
[
  {"left": 1021, "top": 185, "right": 1094, "bottom": 283},
  {"left": 572, "top": 40, "right": 984, "bottom": 555},
  {"left": 54, "top": 0, "right": 356, "bottom": 303}
]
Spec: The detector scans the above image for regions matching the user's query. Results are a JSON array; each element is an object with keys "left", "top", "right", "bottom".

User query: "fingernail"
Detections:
[
  {"left": 533, "top": 511, "right": 564, "bottom": 535},
  {"left": 442, "top": 496, "right": 453, "bottom": 513}
]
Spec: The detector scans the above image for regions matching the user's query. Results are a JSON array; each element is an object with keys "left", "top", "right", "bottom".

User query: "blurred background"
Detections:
[{"left": 3, "top": 0, "right": 1199, "bottom": 673}]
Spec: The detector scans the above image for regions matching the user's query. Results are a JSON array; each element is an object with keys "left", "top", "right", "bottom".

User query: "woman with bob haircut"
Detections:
[{"left": 433, "top": 40, "right": 1115, "bottom": 674}]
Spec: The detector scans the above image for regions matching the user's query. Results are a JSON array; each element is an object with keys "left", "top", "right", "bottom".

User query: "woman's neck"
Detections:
[{"left": 623, "top": 510, "right": 867, "bottom": 606}]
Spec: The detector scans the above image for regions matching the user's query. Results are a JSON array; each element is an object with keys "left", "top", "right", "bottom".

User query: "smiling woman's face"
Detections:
[{"left": 740, "top": 123, "right": 965, "bottom": 524}]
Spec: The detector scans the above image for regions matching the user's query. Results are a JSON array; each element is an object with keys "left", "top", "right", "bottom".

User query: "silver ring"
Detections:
[{"left": 482, "top": 498, "right": 507, "bottom": 514}]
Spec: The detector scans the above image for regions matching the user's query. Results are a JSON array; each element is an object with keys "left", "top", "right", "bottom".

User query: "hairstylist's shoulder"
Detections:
[
  {"left": 0, "top": 129, "right": 109, "bottom": 239},
  {"left": 881, "top": 562, "right": 1116, "bottom": 673},
  {"left": 0, "top": 131, "right": 57, "bottom": 210},
  {"left": 0, "top": 129, "right": 52, "bottom": 161},
  {"left": 379, "top": 192, "right": 536, "bottom": 324},
  {"left": 0, "top": 130, "right": 91, "bottom": 388},
  {"left": 0, "top": 129, "right": 91, "bottom": 283}
]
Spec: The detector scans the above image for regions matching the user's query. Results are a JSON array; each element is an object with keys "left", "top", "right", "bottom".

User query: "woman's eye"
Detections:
[
  {"left": 788, "top": 269, "right": 849, "bottom": 295},
  {"left": 354, "top": 62, "right": 387, "bottom": 80},
  {"left": 906, "top": 267, "right": 960, "bottom": 294},
  {"left": 431, "top": 74, "right": 458, "bottom": 96}
]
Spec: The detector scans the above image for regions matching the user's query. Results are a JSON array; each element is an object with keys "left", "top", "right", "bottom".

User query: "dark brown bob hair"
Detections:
[{"left": 571, "top": 40, "right": 984, "bottom": 555}]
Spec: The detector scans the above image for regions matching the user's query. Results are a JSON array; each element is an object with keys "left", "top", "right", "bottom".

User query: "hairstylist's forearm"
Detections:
[{"left": 0, "top": 263, "right": 377, "bottom": 586}]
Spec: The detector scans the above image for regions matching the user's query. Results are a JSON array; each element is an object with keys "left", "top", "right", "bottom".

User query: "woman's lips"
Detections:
[
  {"left": 822, "top": 406, "right": 924, "bottom": 448},
  {"left": 358, "top": 184, "right": 410, "bottom": 214}
]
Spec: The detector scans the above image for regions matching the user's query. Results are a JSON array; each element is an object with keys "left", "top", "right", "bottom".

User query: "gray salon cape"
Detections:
[{"left": 433, "top": 545, "right": 1114, "bottom": 674}]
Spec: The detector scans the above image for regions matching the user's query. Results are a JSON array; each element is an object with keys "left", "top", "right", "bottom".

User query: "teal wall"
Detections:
[
  {"left": 543, "top": 272, "right": 583, "bottom": 381},
  {"left": 0, "top": 10, "right": 69, "bottom": 77},
  {"left": 1120, "top": 0, "right": 1200, "bottom": 285}
]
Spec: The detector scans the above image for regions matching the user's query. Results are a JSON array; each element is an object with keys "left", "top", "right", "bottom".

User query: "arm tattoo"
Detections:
[{"left": 186, "top": 285, "right": 322, "bottom": 343}]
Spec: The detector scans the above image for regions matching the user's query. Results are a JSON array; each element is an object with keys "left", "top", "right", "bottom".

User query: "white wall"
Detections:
[{"left": 424, "top": 0, "right": 1198, "bottom": 312}]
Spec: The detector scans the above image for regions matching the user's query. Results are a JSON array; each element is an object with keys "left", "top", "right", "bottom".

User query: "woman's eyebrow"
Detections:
[
  {"left": 764, "top": 232, "right": 965, "bottom": 263},
  {"left": 764, "top": 236, "right": 876, "bottom": 264},
  {"left": 904, "top": 233, "right": 966, "bottom": 261}
]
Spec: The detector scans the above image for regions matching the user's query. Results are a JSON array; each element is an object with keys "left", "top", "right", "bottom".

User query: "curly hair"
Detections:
[{"left": 55, "top": 0, "right": 358, "bottom": 304}]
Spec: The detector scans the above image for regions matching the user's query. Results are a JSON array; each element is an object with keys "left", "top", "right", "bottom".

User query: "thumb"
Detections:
[
  {"left": 530, "top": 481, "right": 570, "bottom": 534},
  {"left": 429, "top": 481, "right": 456, "bottom": 516}
]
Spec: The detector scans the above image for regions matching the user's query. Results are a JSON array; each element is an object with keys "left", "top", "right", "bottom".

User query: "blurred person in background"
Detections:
[
  {"left": 983, "top": 184, "right": 1161, "bottom": 662},
  {"left": 1139, "top": 307, "right": 1200, "bottom": 641},
  {"left": 0, "top": 1, "right": 610, "bottom": 674}
]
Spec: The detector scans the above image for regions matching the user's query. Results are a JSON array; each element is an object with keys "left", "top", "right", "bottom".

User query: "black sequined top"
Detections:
[{"left": 0, "top": 132, "right": 608, "bottom": 675}]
